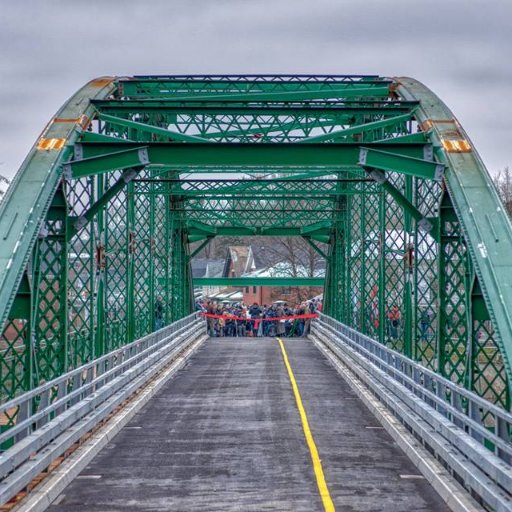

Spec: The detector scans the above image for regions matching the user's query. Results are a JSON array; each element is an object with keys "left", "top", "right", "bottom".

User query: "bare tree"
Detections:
[
  {"left": 253, "top": 236, "right": 326, "bottom": 302},
  {"left": 0, "top": 174, "right": 10, "bottom": 202},
  {"left": 492, "top": 167, "right": 512, "bottom": 218},
  {"left": 254, "top": 237, "right": 324, "bottom": 277}
]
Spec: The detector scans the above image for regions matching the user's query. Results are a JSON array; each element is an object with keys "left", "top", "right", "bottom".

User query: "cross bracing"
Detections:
[{"left": 0, "top": 74, "right": 511, "bottom": 440}]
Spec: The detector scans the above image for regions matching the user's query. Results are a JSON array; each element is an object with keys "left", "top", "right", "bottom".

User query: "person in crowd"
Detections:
[
  {"left": 249, "top": 302, "right": 262, "bottom": 337},
  {"left": 201, "top": 298, "right": 320, "bottom": 338},
  {"left": 206, "top": 301, "right": 216, "bottom": 336},
  {"left": 276, "top": 304, "right": 286, "bottom": 337},
  {"left": 388, "top": 305, "right": 401, "bottom": 340},
  {"left": 419, "top": 308, "right": 430, "bottom": 342}
]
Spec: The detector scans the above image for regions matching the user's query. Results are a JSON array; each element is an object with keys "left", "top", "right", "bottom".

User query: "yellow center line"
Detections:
[{"left": 277, "top": 338, "right": 335, "bottom": 512}]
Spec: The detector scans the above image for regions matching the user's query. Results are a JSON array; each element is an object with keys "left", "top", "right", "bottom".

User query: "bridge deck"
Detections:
[{"left": 49, "top": 337, "right": 449, "bottom": 511}]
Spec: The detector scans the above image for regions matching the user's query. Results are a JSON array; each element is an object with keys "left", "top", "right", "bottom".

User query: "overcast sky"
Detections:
[{"left": 1, "top": 0, "right": 511, "bottom": 179}]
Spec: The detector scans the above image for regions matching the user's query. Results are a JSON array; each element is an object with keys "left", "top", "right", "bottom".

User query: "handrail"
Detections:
[
  {"left": 314, "top": 314, "right": 512, "bottom": 511},
  {"left": 0, "top": 313, "right": 204, "bottom": 505}
]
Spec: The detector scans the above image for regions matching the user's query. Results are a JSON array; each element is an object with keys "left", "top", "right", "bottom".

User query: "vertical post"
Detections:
[
  {"left": 359, "top": 191, "right": 367, "bottom": 333},
  {"left": 344, "top": 194, "right": 353, "bottom": 325},
  {"left": 403, "top": 175, "right": 413, "bottom": 358},
  {"left": 34, "top": 183, "right": 69, "bottom": 378},
  {"left": 324, "top": 179, "right": 346, "bottom": 321},
  {"left": 149, "top": 183, "right": 156, "bottom": 331},
  {"left": 164, "top": 180, "right": 171, "bottom": 325},
  {"left": 94, "top": 174, "right": 105, "bottom": 358},
  {"left": 126, "top": 181, "right": 136, "bottom": 343},
  {"left": 437, "top": 192, "right": 450, "bottom": 376},
  {"left": 378, "top": 192, "right": 386, "bottom": 344}
]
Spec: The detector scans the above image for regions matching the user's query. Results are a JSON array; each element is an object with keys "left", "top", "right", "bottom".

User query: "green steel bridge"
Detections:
[{"left": 0, "top": 75, "right": 511, "bottom": 511}]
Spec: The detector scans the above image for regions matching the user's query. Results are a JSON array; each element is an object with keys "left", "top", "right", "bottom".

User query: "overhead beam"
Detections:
[
  {"left": 93, "top": 99, "right": 419, "bottom": 115},
  {"left": 201, "top": 118, "right": 337, "bottom": 139},
  {"left": 97, "top": 113, "right": 210, "bottom": 142},
  {"left": 78, "top": 142, "right": 429, "bottom": 169},
  {"left": 299, "top": 113, "right": 413, "bottom": 143},
  {"left": 375, "top": 132, "right": 428, "bottom": 144},
  {"left": 63, "top": 146, "right": 150, "bottom": 179},
  {"left": 359, "top": 147, "right": 445, "bottom": 181},
  {"left": 192, "top": 277, "right": 324, "bottom": 287},
  {"left": 186, "top": 226, "right": 332, "bottom": 237},
  {"left": 120, "top": 86, "right": 391, "bottom": 103}
]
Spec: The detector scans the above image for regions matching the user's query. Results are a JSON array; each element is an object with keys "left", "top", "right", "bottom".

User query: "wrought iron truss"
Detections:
[{"left": 0, "top": 75, "right": 511, "bottom": 435}]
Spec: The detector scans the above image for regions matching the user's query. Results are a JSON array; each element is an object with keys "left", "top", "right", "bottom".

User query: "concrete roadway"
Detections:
[{"left": 50, "top": 337, "right": 450, "bottom": 511}]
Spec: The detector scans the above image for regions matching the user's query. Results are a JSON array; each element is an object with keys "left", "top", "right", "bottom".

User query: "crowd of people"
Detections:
[{"left": 196, "top": 299, "right": 322, "bottom": 338}]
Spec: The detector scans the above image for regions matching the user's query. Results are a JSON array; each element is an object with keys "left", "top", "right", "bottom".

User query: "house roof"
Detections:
[
  {"left": 223, "top": 246, "right": 256, "bottom": 277},
  {"left": 243, "top": 261, "right": 325, "bottom": 278},
  {"left": 205, "top": 260, "right": 225, "bottom": 278},
  {"left": 190, "top": 258, "right": 209, "bottom": 278},
  {"left": 191, "top": 258, "right": 224, "bottom": 278}
]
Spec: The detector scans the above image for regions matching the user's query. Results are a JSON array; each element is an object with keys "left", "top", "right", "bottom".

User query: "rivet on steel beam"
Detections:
[
  {"left": 123, "top": 169, "right": 138, "bottom": 183},
  {"left": 73, "top": 144, "right": 83, "bottom": 160},
  {"left": 138, "top": 148, "right": 150, "bottom": 165},
  {"left": 358, "top": 148, "right": 368, "bottom": 166},
  {"left": 434, "top": 164, "right": 445, "bottom": 182},
  {"left": 423, "top": 145, "right": 433, "bottom": 161},
  {"left": 62, "top": 164, "right": 72, "bottom": 180},
  {"left": 368, "top": 169, "right": 387, "bottom": 185}
]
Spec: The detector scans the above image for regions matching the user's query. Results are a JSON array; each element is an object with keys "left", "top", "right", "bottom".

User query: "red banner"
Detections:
[{"left": 200, "top": 312, "right": 318, "bottom": 328}]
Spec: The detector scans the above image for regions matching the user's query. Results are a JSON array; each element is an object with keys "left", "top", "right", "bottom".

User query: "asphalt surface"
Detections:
[{"left": 50, "top": 337, "right": 450, "bottom": 511}]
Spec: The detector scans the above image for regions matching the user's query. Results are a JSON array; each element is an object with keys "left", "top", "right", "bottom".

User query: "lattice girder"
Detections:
[{"left": 0, "top": 75, "right": 510, "bottom": 415}]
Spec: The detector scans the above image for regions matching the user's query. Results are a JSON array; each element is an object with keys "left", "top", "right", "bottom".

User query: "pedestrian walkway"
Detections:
[{"left": 49, "top": 338, "right": 450, "bottom": 511}]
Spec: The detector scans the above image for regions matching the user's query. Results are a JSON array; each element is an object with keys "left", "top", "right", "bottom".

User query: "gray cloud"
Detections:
[{"left": 1, "top": 0, "right": 511, "bottom": 178}]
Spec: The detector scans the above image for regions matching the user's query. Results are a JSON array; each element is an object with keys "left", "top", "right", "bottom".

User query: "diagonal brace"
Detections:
[
  {"left": 189, "top": 236, "right": 215, "bottom": 259},
  {"left": 302, "top": 236, "right": 329, "bottom": 260},
  {"left": 299, "top": 113, "right": 412, "bottom": 144},
  {"left": 67, "top": 167, "right": 142, "bottom": 240},
  {"left": 98, "top": 113, "right": 211, "bottom": 143},
  {"left": 359, "top": 147, "right": 445, "bottom": 181},
  {"left": 365, "top": 168, "right": 438, "bottom": 237},
  {"left": 63, "top": 146, "right": 150, "bottom": 179}
]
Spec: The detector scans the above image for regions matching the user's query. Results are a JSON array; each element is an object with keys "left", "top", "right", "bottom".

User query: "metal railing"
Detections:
[
  {"left": 0, "top": 313, "right": 204, "bottom": 505},
  {"left": 314, "top": 314, "right": 512, "bottom": 512}
]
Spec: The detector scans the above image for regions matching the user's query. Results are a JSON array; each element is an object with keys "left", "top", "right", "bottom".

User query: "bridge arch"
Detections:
[{"left": 0, "top": 74, "right": 510, "bottom": 417}]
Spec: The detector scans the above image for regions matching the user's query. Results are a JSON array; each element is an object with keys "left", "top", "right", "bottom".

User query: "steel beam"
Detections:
[
  {"left": 63, "top": 147, "right": 149, "bottom": 179},
  {"left": 299, "top": 113, "right": 413, "bottom": 143},
  {"left": 365, "top": 168, "right": 436, "bottom": 235},
  {"left": 97, "top": 113, "right": 210, "bottom": 143},
  {"left": 192, "top": 277, "right": 324, "bottom": 287},
  {"left": 67, "top": 168, "right": 142, "bottom": 239},
  {"left": 93, "top": 99, "right": 419, "bottom": 115},
  {"left": 302, "top": 236, "right": 329, "bottom": 260},
  {"left": 359, "top": 147, "right": 444, "bottom": 181},
  {"left": 118, "top": 86, "right": 391, "bottom": 102},
  {"left": 78, "top": 142, "right": 428, "bottom": 169}
]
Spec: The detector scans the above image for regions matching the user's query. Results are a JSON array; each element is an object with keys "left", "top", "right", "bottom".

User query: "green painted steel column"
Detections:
[
  {"left": 378, "top": 192, "right": 386, "bottom": 344},
  {"left": 403, "top": 175, "right": 413, "bottom": 358},
  {"left": 149, "top": 183, "right": 156, "bottom": 331},
  {"left": 126, "top": 181, "right": 136, "bottom": 343},
  {"left": 94, "top": 174, "right": 106, "bottom": 358}
]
